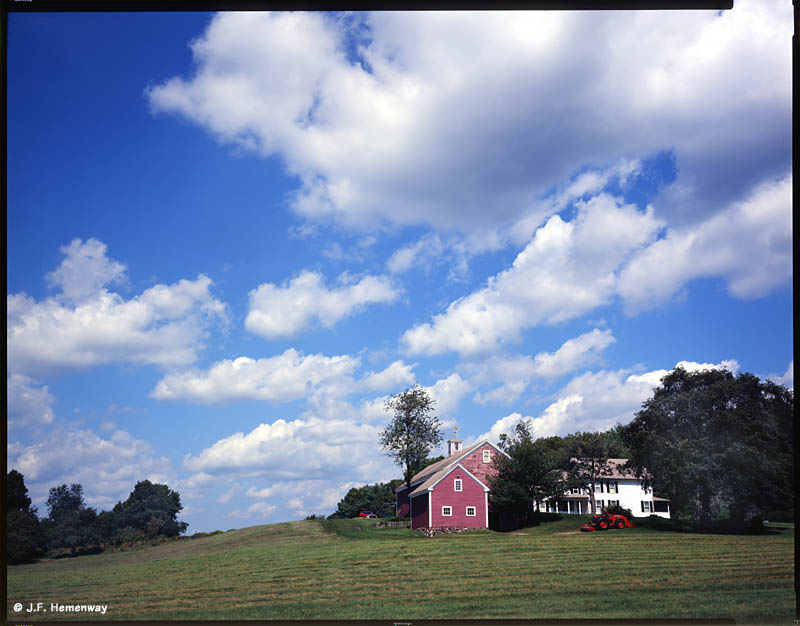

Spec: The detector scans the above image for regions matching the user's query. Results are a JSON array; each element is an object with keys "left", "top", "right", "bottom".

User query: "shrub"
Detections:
[{"left": 602, "top": 503, "right": 634, "bottom": 518}]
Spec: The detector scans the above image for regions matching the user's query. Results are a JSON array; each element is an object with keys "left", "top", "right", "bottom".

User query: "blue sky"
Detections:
[{"left": 7, "top": 8, "right": 792, "bottom": 532}]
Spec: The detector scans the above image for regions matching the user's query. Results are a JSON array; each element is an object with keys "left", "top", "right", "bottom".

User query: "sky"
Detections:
[{"left": 6, "top": 6, "right": 792, "bottom": 533}]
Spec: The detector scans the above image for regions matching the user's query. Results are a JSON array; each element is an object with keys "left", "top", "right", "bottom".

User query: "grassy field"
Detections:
[{"left": 6, "top": 516, "right": 794, "bottom": 622}]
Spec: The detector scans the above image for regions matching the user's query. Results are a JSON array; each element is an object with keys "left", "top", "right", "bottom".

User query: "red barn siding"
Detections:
[
  {"left": 430, "top": 467, "right": 487, "bottom": 528},
  {"left": 396, "top": 486, "right": 411, "bottom": 517},
  {"left": 459, "top": 443, "right": 499, "bottom": 486},
  {"left": 410, "top": 492, "right": 429, "bottom": 529}
]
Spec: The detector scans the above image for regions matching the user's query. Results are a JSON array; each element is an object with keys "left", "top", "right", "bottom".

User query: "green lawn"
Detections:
[{"left": 6, "top": 517, "right": 794, "bottom": 622}]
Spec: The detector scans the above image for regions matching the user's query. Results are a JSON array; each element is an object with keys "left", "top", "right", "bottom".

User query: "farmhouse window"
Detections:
[
  {"left": 608, "top": 500, "right": 619, "bottom": 508},
  {"left": 482, "top": 450, "right": 491, "bottom": 463},
  {"left": 609, "top": 481, "right": 618, "bottom": 493},
  {"left": 596, "top": 500, "right": 604, "bottom": 513},
  {"left": 454, "top": 478, "right": 462, "bottom": 492},
  {"left": 571, "top": 487, "right": 581, "bottom": 494},
  {"left": 466, "top": 506, "right": 476, "bottom": 517},
  {"left": 442, "top": 506, "right": 453, "bottom": 516},
  {"left": 641, "top": 501, "right": 651, "bottom": 513},
  {"left": 594, "top": 482, "right": 603, "bottom": 493}
]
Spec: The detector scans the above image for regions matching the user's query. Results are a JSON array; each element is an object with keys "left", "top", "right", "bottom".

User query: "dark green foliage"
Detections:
[
  {"left": 328, "top": 480, "right": 403, "bottom": 518},
  {"left": 112, "top": 480, "right": 188, "bottom": 539},
  {"left": 45, "top": 483, "right": 98, "bottom": 553},
  {"left": 602, "top": 502, "right": 633, "bottom": 518},
  {"left": 489, "top": 421, "right": 566, "bottom": 528},
  {"left": 7, "top": 471, "right": 47, "bottom": 564},
  {"left": 380, "top": 385, "right": 442, "bottom": 489},
  {"left": 622, "top": 368, "right": 793, "bottom": 525},
  {"left": 7, "top": 469, "right": 33, "bottom": 512},
  {"left": 567, "top": 430, "right": 629, "bottom": 514}
]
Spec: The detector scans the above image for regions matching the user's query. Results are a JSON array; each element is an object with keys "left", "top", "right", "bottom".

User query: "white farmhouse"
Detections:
[{"left": 539, "top": 458, "right": 671, "bottom": 519}]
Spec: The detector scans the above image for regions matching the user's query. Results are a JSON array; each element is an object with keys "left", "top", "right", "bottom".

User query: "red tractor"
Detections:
[{"left": 580, "top": 513, "right": 635, "bottom": 531}]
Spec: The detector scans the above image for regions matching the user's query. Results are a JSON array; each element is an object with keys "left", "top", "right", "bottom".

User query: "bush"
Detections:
[{"left": 603, "top": 503, "right": 634, "bottom": 518}]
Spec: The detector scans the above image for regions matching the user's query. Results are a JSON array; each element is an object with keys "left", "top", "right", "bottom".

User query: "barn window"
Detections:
[
  {"left": 482, "top": 450, "right": 491, "bottom": 463},
  {"left": 454, "top": 479, "right": 462, "bottom": 492},
  {"left": 442, "top": 506, "right": 452, "bottom": 516},
  {"left": 466, "top": 506, "right": 476, "bottom": 517}
]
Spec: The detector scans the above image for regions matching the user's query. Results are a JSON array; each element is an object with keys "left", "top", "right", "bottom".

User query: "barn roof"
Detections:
[
  {"left": 408, "top": 462, "right": 490, "bottom": 498},
  {"left": 396, "top": 439, "right": 506, "bottom": 493}
]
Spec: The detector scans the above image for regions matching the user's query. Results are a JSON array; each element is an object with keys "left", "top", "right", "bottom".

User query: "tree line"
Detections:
[
  {"left": 7, "top": 472, "right": 187, "bottom": 564},
  {"left": 360, "top": 369, "right": 793, "bottom": 528}
]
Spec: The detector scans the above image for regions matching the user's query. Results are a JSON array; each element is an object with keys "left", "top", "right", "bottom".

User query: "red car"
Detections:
[
  {"left": 357, "top": 510, "right": 377, "bottom": 518},
  {"left": 580, "top": 514, "right": 635, "bottom": 531}
]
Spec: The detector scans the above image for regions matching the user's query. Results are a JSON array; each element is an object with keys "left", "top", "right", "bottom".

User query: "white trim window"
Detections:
[
  {"left": 442, "top": 506, "right": 453, "bottom": 516},
  {"left": 595, "top": 482, "right": 603, "bottom": 493},
  {"left": 466, "top": 506, "right": 477, "bottom": 517},
  {"left": 482, "top": 450, "right": 491, "bottom": 463},
  {"left": 609, "top": 481, "right": 619, "bottom": 493},
  {"left": 571, "top": 487, "right": 581, "bottom": 494},
  {"left": 608, "top": 500, "right": 619, "bottom": 508},
  {"left": 596, "top": 499, "right": 604, "bottom": 513},
  {"left": 641, "top": 501, "right": 652, "bottom": 513},
  {"left": 454, "top": 478, "right": 462, "bottom": 492}
]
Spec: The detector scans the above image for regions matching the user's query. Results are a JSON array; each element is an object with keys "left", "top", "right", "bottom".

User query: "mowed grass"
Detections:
[{"left": 6, "top": 517, "right": 794, "bottom": 622}]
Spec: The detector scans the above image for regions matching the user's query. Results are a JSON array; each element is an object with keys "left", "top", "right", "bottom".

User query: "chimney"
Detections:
[{"left": 447, "top": 438, "right": 463, "bottom": 457}]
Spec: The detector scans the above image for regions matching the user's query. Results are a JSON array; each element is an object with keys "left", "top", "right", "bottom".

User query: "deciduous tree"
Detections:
[
  {"left": 623, "top": 367, "right": 793, "bottom": 525},
  {"left": 380, "top": 385, "right": 442, "bottom": 489}
]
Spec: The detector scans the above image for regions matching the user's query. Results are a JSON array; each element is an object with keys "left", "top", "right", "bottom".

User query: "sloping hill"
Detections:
[{"left": 6, "top": 518, "right": 794, "bottom": 622}]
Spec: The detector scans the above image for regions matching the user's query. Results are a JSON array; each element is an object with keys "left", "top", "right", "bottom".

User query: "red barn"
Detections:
[{"left": 395, "top": 438, "right": 507, "bottom": 530}]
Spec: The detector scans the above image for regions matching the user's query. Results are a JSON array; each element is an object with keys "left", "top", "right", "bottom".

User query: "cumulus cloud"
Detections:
[
  {"left": 402, "top": 195, "right": 660, "bottom": 356},
  {"left": 766, "top": 361, "right": 793, "bottom": 389},
  {"left": 45, "top": 238, "right": 127, "bottom": 304},
  {"left": 533, "top": 358, "right": 740, "bottom": 437},
  {"left": 360, "top": 360, "right": 416, "bottom": 392},
  {"left": 182, "top": 417, "right": 393, "bottom": 485},
  {"left": 245, "top": 479, "right": 357, "bottom": 517},
  {"left": 618, "top": 176, "right": 792, "bottom": 312},
  {"left": 7, "top": 425, "right": 175, "bottom": 511},
  {"left": 422, "top": 373, "right": 471, "bottom": 417},
  {"left": 147, "top": 8, "right": 789, "bottom": 241},
  {"left": 151, "top": 348, "right": 360, "bottom": 405},
  {"left": 7, "top": 374, "right": 55, "bottom": 432},
  {"left": 386, "top": 233, "right": 446, "bottom": 274},
  {"left": 7, "top": 239, "right": 227, "bottom": 376},
  {"left": 469, "top": 329, "right": 615, "bottom": 404},
  {"left": 245, "top": 270, "right": 399, "bottom": 339}
]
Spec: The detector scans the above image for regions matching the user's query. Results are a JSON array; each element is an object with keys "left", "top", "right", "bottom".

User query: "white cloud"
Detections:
[
  {"left": 469, "top": 329, "right": 616, "bottom": 404},
  {"left": 360, "top": 360, "right": 416, "bottom": 392},
  {"left": 7, "top": 239, "right": 227, "bottom": 376},
  {"left": 7, "top": 425, "right": 175, "bottom": 512},
  {"left": 767, "top": 361, "right": 793, "bottom": 389},
  {"left": 151, "top": 348, "right": 360, "bottom": 405},
  {"left": 245, "top": 478, "right": 357, "bottom": 517},
  {"left": 7, "top": 374, "right": 55, "bottom": 432},
  {"left": 526, "top": 358, "right": 740, "bottom": 437},
  {"left": 618, "top": 176, "right": 792, "bottom": 312},
  {"left": 386, "top": 233, "right": 446, "bottom": 274},
  {"left": 182, "top": 417, "right": 393, "bottom": 484},
  {"left": 147, "top": 8, "right": 789, "bottom": 241},
  {"left": 245, "top": 270, "right": 399, "bottom": 339},
  {"left": 402, "top": 195, "right": 660, "bottom": 356},
  {"left": 45, "top": 238, "right": 127, "bottom": 304},
  {"left": 423, "top": 373, "right": 471, "bottom": 417}
]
